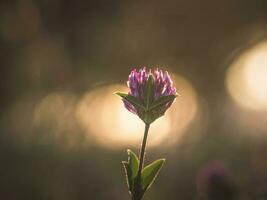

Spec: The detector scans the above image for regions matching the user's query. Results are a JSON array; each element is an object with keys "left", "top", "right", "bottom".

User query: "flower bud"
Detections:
[{"left": 116, "top": 67, "right": 178, "bottom": 124}]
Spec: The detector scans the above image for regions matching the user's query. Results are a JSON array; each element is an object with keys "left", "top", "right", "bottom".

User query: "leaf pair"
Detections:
[
  {"left": 115, "top": 92, "right": 177, "bottom": 113},
  {"left": 123, "top": 150, "right": 165, "bottom": 199},
  {"left": 116, "top": 91, "right": 177, "bottom": 124}
]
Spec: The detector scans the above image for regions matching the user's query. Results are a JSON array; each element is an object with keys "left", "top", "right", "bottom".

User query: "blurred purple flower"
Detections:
[
  {"left": 197, "top": 161, "right": 237, "bottom": 200},
  {"left": 118, "top": 67, "right": 177, "bottom": 123}
]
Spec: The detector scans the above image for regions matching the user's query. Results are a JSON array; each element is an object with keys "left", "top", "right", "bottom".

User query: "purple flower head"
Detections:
[{"left": 116, "top": 67, "right": 178, "bottom": 124}]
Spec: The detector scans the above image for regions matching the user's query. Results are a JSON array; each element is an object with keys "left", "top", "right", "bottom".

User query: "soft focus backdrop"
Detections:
[{"left": 1, "top": 0, "right": 267, "bottom": 199}]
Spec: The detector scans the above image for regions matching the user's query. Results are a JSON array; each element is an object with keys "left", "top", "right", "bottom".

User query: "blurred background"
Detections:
[{"left": 1, "top": 0, "right": 267, "bottom": 199}]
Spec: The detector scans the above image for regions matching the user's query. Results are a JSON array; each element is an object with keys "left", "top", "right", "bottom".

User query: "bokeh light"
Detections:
[
  {"left": 76, "top": 84, "right": 170, "bottom": 148},
  {"left": 226, "top": 41, "right": 267, "bottom": 111},
  {"left": 76, "top": 73, "right": 198, "bottom": 149}
]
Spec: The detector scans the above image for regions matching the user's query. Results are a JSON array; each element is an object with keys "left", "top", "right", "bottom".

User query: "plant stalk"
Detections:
[{"left": 134, "top": 123, "right": 150, "bottom": 200}]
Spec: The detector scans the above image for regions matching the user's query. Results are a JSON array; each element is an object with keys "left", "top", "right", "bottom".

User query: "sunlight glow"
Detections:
[
  {"left": 75, "top": 85, "right": 171, "bottom": 148},
  {"left": 76, "top": 74, "right": 198, "bottom": 149},
  {"left": 226, "top": 41, "right": 267, "bottom": 111}
]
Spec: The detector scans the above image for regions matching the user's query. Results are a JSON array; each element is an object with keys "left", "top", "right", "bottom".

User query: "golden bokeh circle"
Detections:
[
  {"left": 226, "top": 41, "right": 267, "bottom": 111},
  {"left": 76, "top": 73, "right": 198, "bottom": 149}
]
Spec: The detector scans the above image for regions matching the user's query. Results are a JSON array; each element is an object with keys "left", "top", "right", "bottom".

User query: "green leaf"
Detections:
[
  {"left": 144, "top": 75, "right": 155, "bottom": 109},
  {"left": 127, "top": 149, "right": 139, "bottom": 179},
  {"left": 141, "top": 159, "right": 165, "bottom": 191},
  {"left": 122, "top": 149, "right": 139, "bottom": 192},
  {"left": 115, "top": 92, "right": 146, "bottom": 111},
  {"left": 148, "top": 94, "right": 178, "bottom": 111}
]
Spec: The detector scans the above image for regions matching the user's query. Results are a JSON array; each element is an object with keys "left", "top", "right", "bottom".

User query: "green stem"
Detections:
[{"left": 134, "top": 123, "right": 150, "bottom": 200}]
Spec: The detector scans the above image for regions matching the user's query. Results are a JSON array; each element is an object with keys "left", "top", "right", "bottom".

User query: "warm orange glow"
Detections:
[
  {"left": 226, "top": 41, "right": 267, "bottom": 111},
  {"left": 76, "top": 74, "right": 198, "bottom": 149},
  {"left": 75, "top": 84, "right": 170, "bottom": 148},
  {"left": 167, "top": 74, "right": 199, "bottom": 145}
]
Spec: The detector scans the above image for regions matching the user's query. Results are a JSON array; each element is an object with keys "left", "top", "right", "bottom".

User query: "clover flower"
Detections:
[{"left": 116, "top": 67, "right": 178, "bottom": 124}]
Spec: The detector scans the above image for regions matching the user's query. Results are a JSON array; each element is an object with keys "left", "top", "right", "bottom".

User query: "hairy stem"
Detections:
[{"left": 134, "top": 123, "right": 150, "bottom": 200}]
